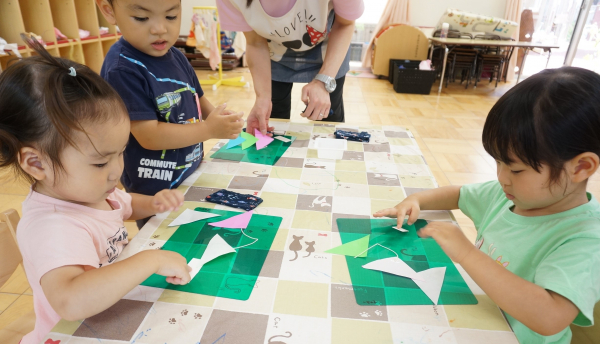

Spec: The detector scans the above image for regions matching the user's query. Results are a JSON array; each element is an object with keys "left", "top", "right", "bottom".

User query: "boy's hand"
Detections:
[
  {"left": 153, "top": 250, "right": 192, "bottom": 285},
  {"left": 152, "top": 189, "right": 184, "bottom": 213},
  {"left": 418, "top": 222, "right": 475, "bottom": 264},
  {"left": 205, "top": 103, "right": 244, "bottom": 139},
  {"left": 373, "top": 196, "right": 421, "bottom": 226}
]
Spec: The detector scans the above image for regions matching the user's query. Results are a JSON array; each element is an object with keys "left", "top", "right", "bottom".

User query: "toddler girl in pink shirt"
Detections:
[{"left": 0, "top": 36, "right": 192, "bottom": 344}]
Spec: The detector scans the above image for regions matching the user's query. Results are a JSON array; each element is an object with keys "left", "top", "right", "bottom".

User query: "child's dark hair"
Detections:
[
  {"left": 483, "top": 67, "right": 600, "bottom": 184},
  {"left": 0, "top": 34, "right": 127, "bottom": 184}
]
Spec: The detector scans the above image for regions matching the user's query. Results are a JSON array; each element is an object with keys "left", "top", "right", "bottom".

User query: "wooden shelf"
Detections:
[
  {"left": 100, "top": 34, "right": 118, "bottom": 41},
  {"left": 81, "top": 36, "right": 100, "bottom": 43},
  {"left": 0, "top": 0, "right": 119, "bottom": 73}
]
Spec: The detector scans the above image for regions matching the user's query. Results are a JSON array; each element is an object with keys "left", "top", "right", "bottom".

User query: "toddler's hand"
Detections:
[
  {"left": 373, "top": 196, "right": 421, "bottom": 226},
  {"left": 418, "top": 222, "right": 475, "bottom": 264},
  {"left": 154, "top": 250, "right": 192, "bottom": 285},
  {"left": 152, "top": 189, "right": 184, "bottom": 213},
  {"left": 205, "top": 103, "right": 244, "bottom": 139}
]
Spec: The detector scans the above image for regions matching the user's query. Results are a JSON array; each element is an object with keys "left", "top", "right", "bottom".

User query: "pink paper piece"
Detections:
[
  {"left": 254, "top": 129, "right": 274, "bottom": 150},
  {"left": 208, "top": 210, "right": 253, "bottom": 229}
]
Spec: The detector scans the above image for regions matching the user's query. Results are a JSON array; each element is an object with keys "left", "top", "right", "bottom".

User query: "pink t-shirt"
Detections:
[
  {"left": 17, "top": 188, "right": 133, "bottom": 344},
  {"left": 217, "top": 0, "right": 364, "bottom": 32}
]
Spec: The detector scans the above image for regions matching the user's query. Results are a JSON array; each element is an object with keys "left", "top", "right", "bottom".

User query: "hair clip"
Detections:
[{"left": 68, "top": 67, "right": 76, "bottom": 77}]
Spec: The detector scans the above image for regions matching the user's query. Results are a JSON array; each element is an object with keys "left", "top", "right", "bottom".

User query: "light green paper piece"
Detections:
[
  {"left": 241, "top": 132, "right": 259, "bottom": 150},
  {"left": 325, "top": 235, "right": 370, "bottom": 257}
]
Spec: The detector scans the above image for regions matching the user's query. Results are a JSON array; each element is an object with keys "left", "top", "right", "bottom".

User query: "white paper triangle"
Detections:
[
  {"left": 169, "top": 209, "right": 220, "bottom": 227},
  {"left": 188, "top": 234, "right": 236, "bottom": 279},
  {"left": 362, "top": 257, "right": 423, "bottom": 281},
  {"left": 413, "top": 267, "right": 446, "bottom": 305}
]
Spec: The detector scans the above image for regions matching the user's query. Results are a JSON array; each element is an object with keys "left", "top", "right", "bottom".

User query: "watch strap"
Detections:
[{"left": 315, "top": 74, "right": 333, "bottom": 84}]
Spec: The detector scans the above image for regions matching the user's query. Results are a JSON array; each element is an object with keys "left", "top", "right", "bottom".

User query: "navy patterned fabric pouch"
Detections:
[
  {"left": 334, "top": 130, "right": 371, "bottom": 142},
  {"left": 205, "top": 189, "right": 263, "bottom": 211}
]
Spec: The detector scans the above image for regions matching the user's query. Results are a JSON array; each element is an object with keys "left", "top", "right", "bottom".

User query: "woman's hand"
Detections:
[
  {"left": 418, "top": 222, "right": 475, "bottom": 264},
  {"left": 247, "top": 97, "right": 274, "bottom": 135},
  {"left": 301, "top": 80, "right": 331, "bottom": 121}
]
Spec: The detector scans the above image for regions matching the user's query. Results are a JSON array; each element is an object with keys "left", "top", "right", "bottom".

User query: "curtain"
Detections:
[
  {"left": 361, "top": 0, "right": 410, "bottom": 68},
  {"left": 505, "top": 0, "right": 523, "bottom": 81}
]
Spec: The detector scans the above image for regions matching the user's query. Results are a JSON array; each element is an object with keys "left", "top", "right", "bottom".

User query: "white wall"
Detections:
[
  {"left": 410, "top": 0, "right": 507, "bottom": 27},
  {"left": 180, "top": 0, "right": 216, "bottom": 36}
]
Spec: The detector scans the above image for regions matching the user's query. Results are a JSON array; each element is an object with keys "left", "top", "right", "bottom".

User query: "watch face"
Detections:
[{"left": 327, "top": 78, "right": 336, "bottom": 92}]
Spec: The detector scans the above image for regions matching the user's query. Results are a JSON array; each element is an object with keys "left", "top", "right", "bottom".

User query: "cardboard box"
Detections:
[{"left": 371, "top": 25, "right": 429, "bottom": 77}]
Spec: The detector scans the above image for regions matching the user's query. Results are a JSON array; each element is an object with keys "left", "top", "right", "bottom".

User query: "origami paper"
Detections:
[
  {"left": 169, "top": 209, "right": 220, "bottom": 227},
  {"left": 208, "top": 210, "right": 253, "bottom": 229},
  {"left": 413, "top": 267, "right": 446, "bottom": 305},
  {"left": 325, "top": 236, "right": 370, "bottom": 258},
  {"left": 226, "top": 135, "right": 246, "bottom": 149},
  {"left": 188, "top": 234, "right": 236, "bottom": 279},
  {"left": 393, "top": 226, "right": 409, "bottom": 233},
  {"left": 240, "top": 132, "right": 259, "bottom": 150},
  {"left": 362, "top": 257, "right": 424, "bottom": 281},
  {"left": 255, "top": 129, "right": 274, "bottom": 150},
  {"left": 274, "top": 136, "right": 291, "bottom": 142}
]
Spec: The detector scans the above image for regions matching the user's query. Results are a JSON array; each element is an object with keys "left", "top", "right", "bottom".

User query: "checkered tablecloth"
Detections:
[{"left": 44, "top": 122, "right": 517, "bottom": 344}]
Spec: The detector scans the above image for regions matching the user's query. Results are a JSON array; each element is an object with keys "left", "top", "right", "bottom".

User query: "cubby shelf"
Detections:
[{"left": 0, "top": 0, "right": 119, "bottom": 73}]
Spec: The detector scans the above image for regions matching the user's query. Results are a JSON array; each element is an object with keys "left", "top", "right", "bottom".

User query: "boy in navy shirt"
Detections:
[{"left": 97, "top": 0, "right": 243, "bottom": 226}]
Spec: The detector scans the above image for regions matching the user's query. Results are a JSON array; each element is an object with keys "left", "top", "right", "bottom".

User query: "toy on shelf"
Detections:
[
  {"left": 188, "top": 6, "right": 249, "bottom": 90},
  {"left": 435, "top": 9, "right": 518, "bottom": 39}
]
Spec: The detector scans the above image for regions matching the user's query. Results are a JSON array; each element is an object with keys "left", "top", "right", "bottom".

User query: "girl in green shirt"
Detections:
[{"left": 375, "top": 67, "right": 600, "bottom": 344}]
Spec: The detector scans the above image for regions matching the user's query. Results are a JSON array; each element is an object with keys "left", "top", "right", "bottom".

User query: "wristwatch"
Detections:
[{"left": 314, "top": 74, "right": 336, "bottom": 93}]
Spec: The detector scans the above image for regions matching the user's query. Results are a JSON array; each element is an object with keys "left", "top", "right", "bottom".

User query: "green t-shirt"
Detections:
[{"left": 459, "top": 181, "right": 600, "bottom": 344}]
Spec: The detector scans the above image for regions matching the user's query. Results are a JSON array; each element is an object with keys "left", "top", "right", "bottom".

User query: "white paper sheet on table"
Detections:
[
  {"left": 392, "top": 226, "right": 408, "bottom": 233},
  {"left": 188, "top": 234, "right": 236, "bottom": 279},
  {"left": 317, "top": 149, "right": 344, "bottom": 160},
  {"left": 169, "top": 209, "right": 220, "bottom": 227},
  {"left": 315, "top": 138, "right": 347, "bottom": 150},
  {"left": 316, "top": 138, "right": 346, "bottom": 160}
]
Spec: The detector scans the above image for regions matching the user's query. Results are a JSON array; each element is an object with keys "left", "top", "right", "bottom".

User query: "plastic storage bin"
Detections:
[
  {"left": 388, "top": 59, "right": 421, "bottom": 83},
  {"left": 392, "top": 61, "right": 437, "bottom": 95}
]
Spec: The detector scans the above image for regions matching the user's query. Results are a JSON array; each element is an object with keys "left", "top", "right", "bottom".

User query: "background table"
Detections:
[
  {"left": 43, "top": 121, "right": 517, "bottom": 344},
  {"left": 429, "top": 37, "right": 560, "bottom": 93}
]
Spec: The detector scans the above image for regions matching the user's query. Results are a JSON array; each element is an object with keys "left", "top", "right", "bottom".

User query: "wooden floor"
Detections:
[{"left": 1, "top": 68, "right": 599, "bottom": 343}]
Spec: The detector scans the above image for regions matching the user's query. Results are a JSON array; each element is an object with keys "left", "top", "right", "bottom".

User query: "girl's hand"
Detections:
[
  {"left": 301, "top": 80, "right": 331, "bottom": 121},
  {"left": 373, "top": 196, "right": 421, "bottom": 226},
  {"left": 152, "top": 189, "right": 184, "bottom": 213},
  {"left": 205, "top": 103, "right": 245, "bottom": 139},
  {"left": 153, "top": 250, "right": 192, "bottom": 285},
  {"left": 418, "top": 222, "right": 476, "bottom": 264}
]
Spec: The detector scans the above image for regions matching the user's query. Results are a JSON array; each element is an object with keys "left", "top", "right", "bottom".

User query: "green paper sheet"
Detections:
[
  {"left": 210, "top": 135, "right": 294, "bottom": 166},
  {"left": 240, "top": 132, "right": 259, "bottom": 150},
  {"left": 325, "top": 235, "right": 370, "bottom": 257},
  {"left": 141, "top": 208, "right": 281, "bottom": 300},
  {"left": 337, "top": 218, "right": 477, "bottom": 306}
]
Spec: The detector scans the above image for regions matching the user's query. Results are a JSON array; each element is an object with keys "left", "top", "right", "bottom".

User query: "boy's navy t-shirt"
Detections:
[{"left": 101, "top": 38, "right": 204, "bottom": 195}]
